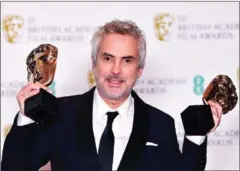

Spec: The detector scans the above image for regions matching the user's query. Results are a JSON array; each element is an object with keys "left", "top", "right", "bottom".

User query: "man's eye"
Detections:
[
  {"left": 40, "top": 56, "right": 48, "bottom": 63},
  {"left": 103, "top": 56, "right": 111, "bottom": 61},
  {"left": 125, "top": 59, "right": 132, "bottom": 63}
]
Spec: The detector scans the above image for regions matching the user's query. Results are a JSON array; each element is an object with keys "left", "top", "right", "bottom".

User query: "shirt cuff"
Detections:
[
  {"left": 186, "top": 136, "right": 206, "bottom": 145},
  {"left": 17, "top": 112, "right": 35, "bottom": 126}
]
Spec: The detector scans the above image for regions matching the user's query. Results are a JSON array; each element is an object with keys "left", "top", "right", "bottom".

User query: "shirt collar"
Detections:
[{"left": 93, "top": 88, "right": 133, "bottom": 119}]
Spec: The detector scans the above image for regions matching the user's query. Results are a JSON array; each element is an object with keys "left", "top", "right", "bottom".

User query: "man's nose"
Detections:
[
  {"left": 29, "top": 61, "right": 36, "bottom": 72},
  {"left": 111, "top": 62, "right": 121, "bottom": 74}
]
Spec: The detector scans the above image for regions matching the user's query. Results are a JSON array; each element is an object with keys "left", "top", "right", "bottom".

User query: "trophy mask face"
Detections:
[
  {"left": 203, "top": 75, "right": 238, "bottom": 114},
  {"left": 26, "top": 44, "right": 58, "bottom": 87}
]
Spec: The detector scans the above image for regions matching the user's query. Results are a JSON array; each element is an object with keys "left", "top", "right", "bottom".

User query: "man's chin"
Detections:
[
  {"left": 104, "top": 90, "right": 126, "bottom": 100},
  {"left": 105, "top": 94, "right": 125, "bottom": 100}
]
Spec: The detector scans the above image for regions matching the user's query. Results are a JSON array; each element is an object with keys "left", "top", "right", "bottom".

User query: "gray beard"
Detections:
[{"left": 95, "top": 78, "right": 137, "bottom": 101}]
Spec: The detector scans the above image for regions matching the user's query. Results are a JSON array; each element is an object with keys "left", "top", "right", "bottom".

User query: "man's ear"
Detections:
[
  {"left": 137, "top": 68, "right": 143, "bottom": 78},
  {"left": 91, "top": 56, "right": 94, "bottom": 68}
]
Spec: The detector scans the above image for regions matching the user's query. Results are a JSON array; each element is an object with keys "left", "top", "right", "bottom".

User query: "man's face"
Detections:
[
  {"left": 93, "top": 33, "right": 143, "bottom": 100},
  {"left": 26, "top": 44, "right": 57, "bottom": 87}
]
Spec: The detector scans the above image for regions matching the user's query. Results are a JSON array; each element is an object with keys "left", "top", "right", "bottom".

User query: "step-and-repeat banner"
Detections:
[{"left": 1, "top": 2, "right": 239, "bottom": 170}]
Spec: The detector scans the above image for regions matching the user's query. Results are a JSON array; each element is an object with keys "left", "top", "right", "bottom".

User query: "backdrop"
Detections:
[{"left": 1, "top": 2, "right": 239, "bottom": 170}]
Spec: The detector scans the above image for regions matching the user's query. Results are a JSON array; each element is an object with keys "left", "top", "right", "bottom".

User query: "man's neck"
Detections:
[{"left": 103, "top": 98, "right": 127, "bottom": 109}]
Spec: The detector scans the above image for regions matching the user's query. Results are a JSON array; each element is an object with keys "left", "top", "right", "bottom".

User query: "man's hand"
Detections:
[
  {"left": 208, "top": 100, "right": 223, "bottom": 132},
  {"left": 17, "top": 82, "right": 48, "bottom": 116}
]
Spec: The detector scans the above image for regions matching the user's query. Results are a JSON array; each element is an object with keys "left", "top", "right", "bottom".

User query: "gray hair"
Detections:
[{"left": 91, "top": 19, "right": 146, "bottom": 68}]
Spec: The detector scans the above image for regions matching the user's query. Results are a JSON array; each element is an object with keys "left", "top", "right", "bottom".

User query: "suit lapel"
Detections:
[
  {"left": 117, "top": 90, "right": 149, "bottom": 171},
  {"left": 75, "top": 87, "right": 101, "bottom": 169}
]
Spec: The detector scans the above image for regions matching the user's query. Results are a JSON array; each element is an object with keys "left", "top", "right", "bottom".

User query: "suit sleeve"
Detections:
[
  {"left": 162, "top": 117, "right": 207, "bottom": 170},
  {"left": 1, "top": 113, "right": 52, "bottom": 170}
]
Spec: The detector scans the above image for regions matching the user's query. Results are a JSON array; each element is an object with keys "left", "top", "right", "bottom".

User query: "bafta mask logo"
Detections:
[
  {"left": 88, "top": 70, "right": 95, "bottom": 88},
  {"left": 26, "top": 44, "right": 58, "bottom": 86},
  {"left": 154, "top": 13, "right": 174, "bottom": 41},
  {"left": 3, "top": 124, "right": 12, "bottom": 138},
  {"left": 2, "top": 15, "right": 24, "bottom": 43}
]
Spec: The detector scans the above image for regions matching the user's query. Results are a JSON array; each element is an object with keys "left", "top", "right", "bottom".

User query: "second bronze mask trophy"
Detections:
[{"left": 181, "top": 75, "right": 238, "bottom": 135}]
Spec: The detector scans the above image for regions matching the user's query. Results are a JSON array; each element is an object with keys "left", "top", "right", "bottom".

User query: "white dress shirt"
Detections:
[
  {"left": 17, "top": 88, "right": 206, "bottom": 170},
  {"left": 92, "top": 89, "right": 134, "bottom": 170}
]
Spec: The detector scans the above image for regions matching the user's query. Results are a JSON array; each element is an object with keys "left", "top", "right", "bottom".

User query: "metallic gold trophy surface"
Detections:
[
  {"left": 24, "top": 44, "right": 58, "bottom": 124},
  {"left": 181, "top": 75, "right": 238, "bottom": 135}
]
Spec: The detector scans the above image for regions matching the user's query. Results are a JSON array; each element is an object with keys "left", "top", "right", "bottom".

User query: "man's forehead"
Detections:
[{"left": 98, "top": 36, "right": 138, "bottom": 56}]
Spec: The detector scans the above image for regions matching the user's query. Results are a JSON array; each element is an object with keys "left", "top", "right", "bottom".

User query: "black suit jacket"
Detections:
[{"left": 1, "top": 87, "right": 207, "bottom": 170}]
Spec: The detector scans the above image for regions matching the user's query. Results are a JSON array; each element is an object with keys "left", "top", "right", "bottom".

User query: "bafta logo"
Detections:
[
  {"left": 88, "top": 70, "right": 95, "bottom": 88},
  {"left": 154, "top": 13, "right": 174, "bottom": 41},
  {"left": 2, "top": 15, "right": 24, "bottom": 43},
  {"left": 3, "top": 124, "right": 12, "bottom": 138}
]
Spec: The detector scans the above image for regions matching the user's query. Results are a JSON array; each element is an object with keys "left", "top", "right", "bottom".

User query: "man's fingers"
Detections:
[
  {"left": 18, "top": 83, "right": 46, "bottom": 101},
  {"left": 35, "top": 82, "right": 48, "bottom": 90},
  {"left": 21, "top": 82, "right": 47, "bottom": 93},
  {"left": 24, "top": 89, "right": 40, "bottom": 100},
  {"left": 21, "top": 83, "right": 31, "bottom": 91},
  {"left": 210, "top": 113, "right": 218, "bottom": 132},
  {"left": 208, "top": 100, "right": 222, "bottom": 118},
  {"left": 216, "top": 104, "right": 223, "bottom": 118},
  {"left": 17, "top": 82, "right": 46, "bottom": 116},
  {"left": 17, "top": 88, "right": 40, "bottom": 115},
  {"left": 209, "top": 102, "right": 222, "bottom": 133},
  {"left": 21, "top": 83, "right": 40, "bottom": 92}
]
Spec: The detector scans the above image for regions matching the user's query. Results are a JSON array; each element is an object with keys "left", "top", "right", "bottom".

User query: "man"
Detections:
[{"left": 1, "top": 19, "right": 222, "bottom": 171}]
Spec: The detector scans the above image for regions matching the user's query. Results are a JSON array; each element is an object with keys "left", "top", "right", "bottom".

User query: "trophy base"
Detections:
[
  {"left": 24, "top": 88, "right": 57, "bottom": 124},
  {"left": 181, "top": 105, "right": 215, "bottom": 136}
]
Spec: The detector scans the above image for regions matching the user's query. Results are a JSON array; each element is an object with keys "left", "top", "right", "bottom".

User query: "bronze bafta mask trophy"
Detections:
[
  {"left": 24, "top": 44, "right": 58, "bottom": 124},
  {"left": 181, "top": 75, "right": 238, "bottom": 135}
]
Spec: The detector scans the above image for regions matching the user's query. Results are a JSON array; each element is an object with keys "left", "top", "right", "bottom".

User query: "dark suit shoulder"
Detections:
[
  {"left": 57, "top": 87, "right": 94, "bottom": 104},
  {"left": 142, "top": 103, "right": 177, "bottom": 145},
  {"left": 145, "top": 103, "right": 175, "bottom": 124},
  {"left": 55, "top": 88, "right": 94, "bottom": 121},
  {"left": 57, "top": 94, "right": 83, "bottom": 104}
]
